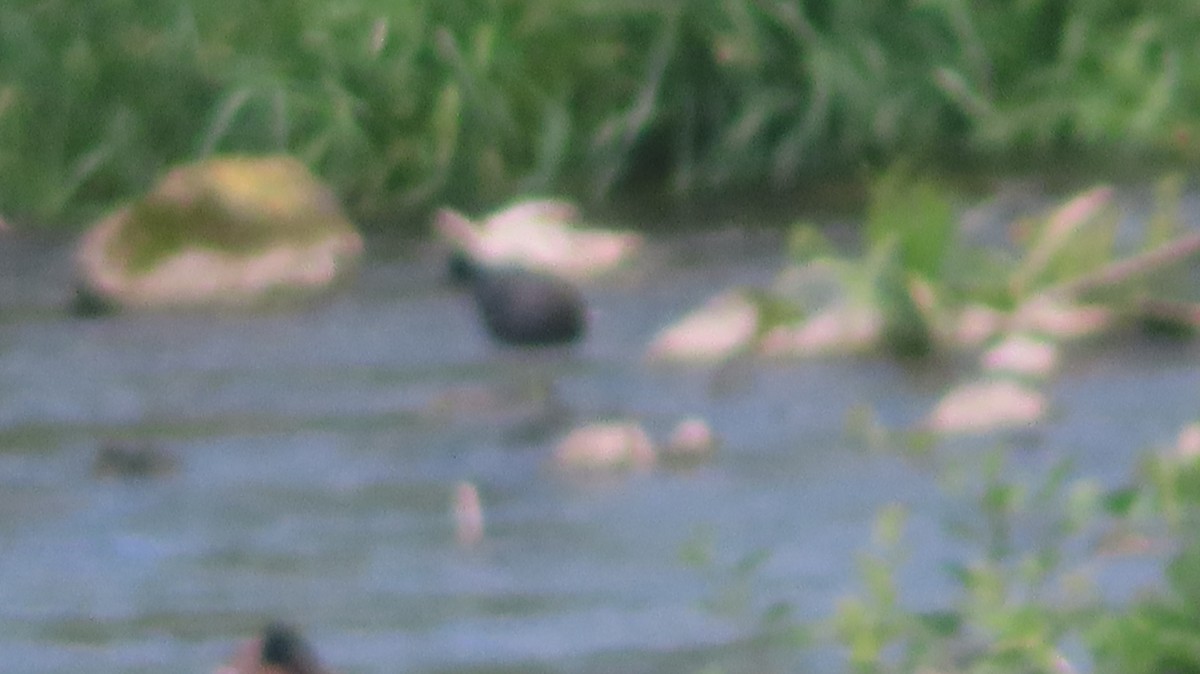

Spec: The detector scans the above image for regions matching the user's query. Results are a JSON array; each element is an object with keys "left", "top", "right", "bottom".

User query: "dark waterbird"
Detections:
[
  {"left": 215, "top": 622, "right": 333, "bottom": 674},
  {"left": 460, "top": 260, "right": 586, "bottom": 347}
]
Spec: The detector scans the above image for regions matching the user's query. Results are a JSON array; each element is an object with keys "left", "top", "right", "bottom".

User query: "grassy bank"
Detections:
[{"left": 3, "top": 0, "right": 1200, "bottom": 230}]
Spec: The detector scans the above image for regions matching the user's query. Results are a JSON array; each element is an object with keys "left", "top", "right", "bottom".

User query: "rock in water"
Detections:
[
  {"left": 554, "top": 421, "right": 656, "bottom": 472},
  {"left": 469, "top": 265, "right": 586, "bottom": 346},
  {"left": 75, "top": 155, "right": 363, "bottom": 311},
  {"left": 435, "top": 201, "right": 641, "bottom": 281}
]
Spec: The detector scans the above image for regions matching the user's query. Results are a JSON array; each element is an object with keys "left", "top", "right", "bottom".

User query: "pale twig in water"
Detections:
[
  {"left": 1050, "top": 230, "right": 1200, "bottom": 299},
  {"left": 454, "top": 481, "right": 485, "bottom": 547}
]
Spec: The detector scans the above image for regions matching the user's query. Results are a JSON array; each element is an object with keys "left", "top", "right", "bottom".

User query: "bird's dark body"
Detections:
[{"left": 469, "top": 266, "right": 585, "bottom": 346}]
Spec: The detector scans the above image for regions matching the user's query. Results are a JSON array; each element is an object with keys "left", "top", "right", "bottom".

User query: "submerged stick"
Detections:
[{"left": 1050, "top": 230, "right": 1200, "bottom": 299}]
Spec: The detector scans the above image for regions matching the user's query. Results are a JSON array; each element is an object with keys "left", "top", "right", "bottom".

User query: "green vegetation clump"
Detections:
[
  {"left": 3, "top": 0, "right": 1200, "bottom": 228},
  {"left": 836, "top": 439, "right": 1200, "bottom": 674},
  {"left": 832, "top": 456, "right": 1106, "bottom": 674},
  {"left": 681, "top": 426, "right": 1200, "bottom": 673},
  {"left": 1090, "top": 450, "right": 1200, "bottom": 674}
]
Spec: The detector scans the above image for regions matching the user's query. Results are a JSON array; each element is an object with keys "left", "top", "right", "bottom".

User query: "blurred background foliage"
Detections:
[{"left": 2, "top": 0, "right": 1200, "bottom": 229}]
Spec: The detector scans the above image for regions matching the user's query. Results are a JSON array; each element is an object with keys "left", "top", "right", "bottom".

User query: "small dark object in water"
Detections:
[
  {"left": 92, "top": 441, "right": 177, "bottom": 479},
  {"left": 468, "top": 265, "right": 586, "bottom": 346},
  {"left": 216, "top": 622, "right": 332, "bottom": 674}
]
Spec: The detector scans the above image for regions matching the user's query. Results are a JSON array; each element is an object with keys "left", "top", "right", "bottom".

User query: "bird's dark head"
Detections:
[
  {"left": 446, "top": 248, "right": 480, "bottom": 285},
  {"left": 436, "top": 208, "right": 485, "bottom": 285}
]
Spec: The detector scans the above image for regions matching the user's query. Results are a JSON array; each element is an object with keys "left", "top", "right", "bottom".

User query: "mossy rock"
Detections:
[{"left": 74, "top": 155, "right": 363, "bottom": 310}]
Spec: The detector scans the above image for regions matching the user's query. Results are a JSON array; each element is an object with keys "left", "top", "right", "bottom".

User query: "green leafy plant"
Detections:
[
  {"left": 1091, "top": 445, "right": 1200, "bottom": 674},
  {"left": 831, "top": 452, "right": 1111, "bottom": 674}
]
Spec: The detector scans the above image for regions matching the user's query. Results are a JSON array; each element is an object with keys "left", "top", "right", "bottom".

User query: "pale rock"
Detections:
[
  {"left": 982, "top": 333, "right": 1059, "bottom": 378},
  {"left": 661, "top": 417, "right": 718, "bottom": 464},
  {"left": 759, "top": 304, "right": 882, "bottom": 357},
  {"left": 646, "top": 291, "right": 759, "bottom": 362},
  {"left": 926, "top": 379, "right": 1046, "bottom": 434},
  {"left": 436, "top": 200, "right": 641, "bottom": 280},
  {"left": 75, "top": 155, "right": 362, "bottom": 310},
  {"left": 554, "top": 421, "right": 656, "bottom": 472}
]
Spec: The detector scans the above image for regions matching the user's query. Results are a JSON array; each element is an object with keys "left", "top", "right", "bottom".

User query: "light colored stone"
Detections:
[
  {"left": 436, "top": 200, "right": 641, "bottom": 280},
  {"left": 554, "top": 421, "right": 656, "bottom": 472},
  {"left": 982, "top": 333, "right": 1059, "bottom": 378},
  {"left": 759, "top": 303, "right": 882, "bottom": 357},
  {"left": 75, "top": 155, "right": 362, "bottom": 310},
  {"left": 646, "top": 291, "right": 759, "bottom": 362},
  {"left": 926, "top": 379, "right": 1046, "bottom": 434},
  {"left": 662, "top": 417, "right": 718, "bottom": 464}
]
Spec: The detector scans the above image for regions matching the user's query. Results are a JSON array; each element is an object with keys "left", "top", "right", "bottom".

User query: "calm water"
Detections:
[{"left": 0, "top": 217, "right": 1194, "bottom": 673}]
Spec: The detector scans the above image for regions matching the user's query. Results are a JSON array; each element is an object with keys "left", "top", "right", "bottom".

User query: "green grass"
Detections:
[{"left": 3, "top": 0, "right": 1200, "bottom": 229}]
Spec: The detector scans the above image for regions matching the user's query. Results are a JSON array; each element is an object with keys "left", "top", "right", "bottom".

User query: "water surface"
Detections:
[{"left": 0, "top": 219, "right": 1193, "bottom": 673}]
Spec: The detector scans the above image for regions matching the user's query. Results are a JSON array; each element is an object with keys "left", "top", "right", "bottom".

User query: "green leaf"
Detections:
[
  {"left": 865, "top": 166, "right": 957, "bottom": 281},
  {"left": 1102, "top": 486, "right": 1138, "bottom": 517}
]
